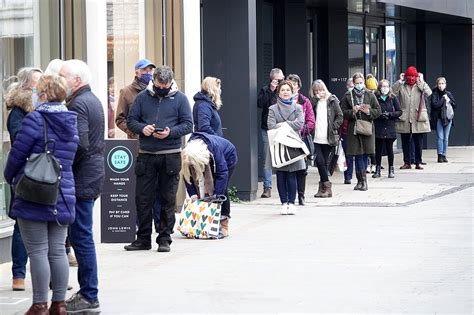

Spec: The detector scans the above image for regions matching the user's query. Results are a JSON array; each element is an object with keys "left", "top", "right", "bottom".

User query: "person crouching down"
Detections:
[{"left": 181, "top": 132, "right": 238, "bottom": 237}]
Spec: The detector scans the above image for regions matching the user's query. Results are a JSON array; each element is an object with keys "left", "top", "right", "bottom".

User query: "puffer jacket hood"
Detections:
[
  {"left": 146, "top": 80, "right": 179, "bottom": 98},
  {"left": 5, "top": 87, "right": 34, "bottom": 112},
  {"left": 193, "top": 91, "right": 217, "bottom": 108},
  {"left": 41, "top": 107, "right": 78, "bottom": 142}
]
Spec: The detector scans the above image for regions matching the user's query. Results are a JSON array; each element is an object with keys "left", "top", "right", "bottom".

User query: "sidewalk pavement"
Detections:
[{"left": 0, "top": 147, "right": 472, "bottom": 314}]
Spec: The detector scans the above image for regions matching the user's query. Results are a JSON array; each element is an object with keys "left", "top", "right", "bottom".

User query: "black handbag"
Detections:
[
  {"left": 327, "top": 140, "right": 341, "bottom": 176},
  {"left": 15, "top": 116, "right": 62, "bottom": 206},
  {"left": 302, "top": 125, "right": 315, "bottom": 160}
]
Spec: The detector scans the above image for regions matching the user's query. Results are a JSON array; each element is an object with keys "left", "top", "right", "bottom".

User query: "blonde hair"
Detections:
[
  {"left": 36, "top": 75, "right": 68, "bottom": 103},
  {"left": 181, "top": 139, "right": 211, "bottom": 184},
  {"left": 352, "top": 72, "right": 364, "bottom": 82},
  {"left": 201, "top": 77, "right": 222, "bottom": 109},
  {"left": 309, "top": 79, "right": 331, "bottom": 99}
]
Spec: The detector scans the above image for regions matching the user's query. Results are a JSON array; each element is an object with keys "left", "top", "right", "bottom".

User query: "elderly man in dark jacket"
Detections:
[
  {"left": 59, "top": 59, "right": 105, "bottom": 313},
  {"left": 257, "top": 68, "right": 284, "bottom": 198},
  {"left": 125, "top": 65, "right": 193, "bottom": 253}
]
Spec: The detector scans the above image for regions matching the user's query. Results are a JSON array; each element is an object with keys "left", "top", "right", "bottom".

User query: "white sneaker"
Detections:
[
  {"left": 280, "top": 204, "right": 288, "bottom": 215},
  {"left": 287, "top": 203, "right": 296, "bottom": 215}
]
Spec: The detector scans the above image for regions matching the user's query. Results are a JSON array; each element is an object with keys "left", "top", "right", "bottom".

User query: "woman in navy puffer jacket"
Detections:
[
  {"left": 193, "top": 76, "right": 223, "bottom": 137},
  {"left": 4, "top": 75, "right": 78, "bottom": 314}
]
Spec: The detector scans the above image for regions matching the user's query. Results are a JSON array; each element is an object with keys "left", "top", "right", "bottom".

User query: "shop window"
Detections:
[
  {"left": 107, "top": 0, "right": 183, "bottom": 139},
  {"left": 348, "top": 15, "right": 364, "bottom": 77}
]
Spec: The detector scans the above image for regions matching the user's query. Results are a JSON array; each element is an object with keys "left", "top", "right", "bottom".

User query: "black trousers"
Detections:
[
  {"left": 296, "top": 159, "right": 308, "bottom": 196},
  {"left": 220, "top": 168, "right": 234, "bottom": 218},
  {"left": 314, "top": 143, "right": 331, "bottom": 182},
  {"left": 135, "top": 153, "right": 181, "bottom": 245},
  {"left": 375, "top": 138, "right": 395, "bottom": 167},
  {"left": 401, "top": 133, "right": 422, "bottom": 164}
]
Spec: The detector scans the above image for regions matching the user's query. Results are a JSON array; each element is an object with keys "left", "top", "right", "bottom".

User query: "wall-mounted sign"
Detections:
[{"left": 101, "top": 140, "right": 138, "bottom": 243}]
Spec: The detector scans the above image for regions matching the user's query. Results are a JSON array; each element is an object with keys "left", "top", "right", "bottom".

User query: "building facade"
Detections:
[{"left": 0, "top": 0, "right": 472, "bottom": 261}]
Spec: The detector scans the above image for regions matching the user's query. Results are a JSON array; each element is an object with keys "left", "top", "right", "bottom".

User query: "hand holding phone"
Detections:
[{"left": 154, "top": 127, "right": 165, "bottom": 133}]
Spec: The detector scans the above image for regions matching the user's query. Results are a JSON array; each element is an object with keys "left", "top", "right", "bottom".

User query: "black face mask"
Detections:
[{"left": 153, "top": 85, "right": 171, "bottom": 97}]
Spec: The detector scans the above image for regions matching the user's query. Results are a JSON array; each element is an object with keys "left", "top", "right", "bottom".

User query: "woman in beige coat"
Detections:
[{"left": 391, "top": 66, "right": 432, "bottom": 169}]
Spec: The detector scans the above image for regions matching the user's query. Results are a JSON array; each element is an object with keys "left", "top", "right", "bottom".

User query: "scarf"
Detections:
[
  {"left": 352, "top": 88, "right": 365, "bottom": 106},
  {"left": 277, "top": 96, "right": 294, "bottom": 106},
  {"left": 35, "top": 102, "right": 69, "bottom": 112}
]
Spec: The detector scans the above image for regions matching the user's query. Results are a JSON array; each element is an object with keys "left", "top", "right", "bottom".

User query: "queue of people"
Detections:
[
  {"left": 3, "top": 58, "right": 457, "bottom": 314},
  {"left": 258, "top": 65, "right": 456, "bottom": 210}
]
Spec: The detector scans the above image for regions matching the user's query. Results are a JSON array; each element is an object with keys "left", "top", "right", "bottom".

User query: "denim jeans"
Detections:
[
  {"left": 261, "top": 128, "right": 272, "bottom": 189},
  {"left": 276, "top": 171, "right": 297, "bottom": 204},
  {"left": 12, "top": 221, "right": 28, "bottom": 279},
  {"left": 341, "top": 135, "right": 353, "bottom": 180},
  {"left": 18, "top": 218, "right": 68, "bottom": 303},
  {"left": 354, "top": 154, "right": 368, "bottom": 172},
  {"left": 69, "top": 199, "right": 99, "bottom": 303},
  {"left": 436, "top": 119, "right": 452, "bottom": 155}
]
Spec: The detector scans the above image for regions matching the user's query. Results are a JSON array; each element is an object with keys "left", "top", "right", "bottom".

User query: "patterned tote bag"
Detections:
[{"left": 177, "top": 197, "right": 224, "bottom": 239}]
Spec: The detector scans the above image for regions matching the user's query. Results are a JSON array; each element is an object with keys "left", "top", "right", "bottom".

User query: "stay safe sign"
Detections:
[{"left": 101, "top": 140, "right": 138, "bottom": 243}]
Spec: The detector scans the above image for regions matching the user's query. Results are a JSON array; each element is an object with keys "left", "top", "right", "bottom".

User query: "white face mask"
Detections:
[
  {"left": 381, "top": 87, "right": 390, "bottom": 95},
  {"left": 354, "top": 83, "right": 365, "bottom": 91},
  {"left": 31, "top": 88, "right": 40, "bottom": 108}
]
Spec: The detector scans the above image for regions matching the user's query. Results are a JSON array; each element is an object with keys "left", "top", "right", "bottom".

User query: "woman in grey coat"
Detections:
[{"left": 267, "top": 80, "right": 304, "bottom": 215}]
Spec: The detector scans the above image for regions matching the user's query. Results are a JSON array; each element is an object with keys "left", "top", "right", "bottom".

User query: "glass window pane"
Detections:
[
  {"left": 0, "top": 0, "right": 37, "bottom": 221},
  {"left": 385, "top": 25, "right": 397, "bottom": 84},
  {"left": 348, "top": 15, "right": 364, "bottom": 77}
]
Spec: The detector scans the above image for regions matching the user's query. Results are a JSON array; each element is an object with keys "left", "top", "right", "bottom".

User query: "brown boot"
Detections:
[
  {"left": 313, "top": 182, "right": 324, "bottom": 197},
  {"left": 49, "top": 301, "right": 66, "bottom": 315},
  {"left": 12, "top": 278, "right": 25, "bottom": 291},
  {"left": 360, "top": 172, "right": 368, "bottom": 191},
  {"left": 319, "top": 181, "right": 332, "bottom": 198},
  {"left": 26, "top": 303, "right": 48, "bottom": 315},
  {"left": 220, "top": 218, "right": 229, "bottom": 238}
]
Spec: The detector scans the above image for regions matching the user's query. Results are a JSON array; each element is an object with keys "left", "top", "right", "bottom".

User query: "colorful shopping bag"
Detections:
[{"left": 177, "top": 198, "right": 221, "bottom": 239}]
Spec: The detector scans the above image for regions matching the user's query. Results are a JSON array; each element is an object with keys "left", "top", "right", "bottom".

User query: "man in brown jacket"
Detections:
[
  {"left": 115, "top": 58, "right": 161, "bottom": 233},
  {"left": 115, "top": 58, "right": 156, "bottom": 139}
]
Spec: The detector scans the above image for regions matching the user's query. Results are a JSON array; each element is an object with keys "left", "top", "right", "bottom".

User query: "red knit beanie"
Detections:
[{"left": 405, "top": 66, "right": 418, "bottom": 77}]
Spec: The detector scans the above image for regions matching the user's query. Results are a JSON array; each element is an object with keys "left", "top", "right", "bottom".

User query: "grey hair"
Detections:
[
  {"left": 309, "top": 79, "right": 331, "bottom": 100},
  {"left": 4, "top": 67, "right": 43, "bottom": 93},
  {"left": 45, "top": 59, "right": 64, "bottom": 75},
  {"left": 287, "top": 74, "right": 302, "bottom": 88},
  {"left": 269, "top": 68, "right": 283, "bottom": 81},
  {"left": 436, "top": 77, "right": 446, "bottom": 85},
  {"left": 153, "top": 65, "right": 174, "bottom": 84},
  {"left": 62, "top": 59, "right": 92, "bottom": 84}
]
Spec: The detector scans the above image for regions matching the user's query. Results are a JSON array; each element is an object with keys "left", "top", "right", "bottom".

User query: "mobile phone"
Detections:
[{"left": 154, "top": 127, "right": 165, "bottom": 133}]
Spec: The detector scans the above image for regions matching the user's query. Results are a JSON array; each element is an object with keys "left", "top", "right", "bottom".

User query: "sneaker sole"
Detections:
[{"left": 157, "top": 248, "right": 170, "bottom": 252}]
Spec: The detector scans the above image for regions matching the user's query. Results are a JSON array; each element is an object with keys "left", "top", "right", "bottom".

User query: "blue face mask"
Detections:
[{"left": 140, "top": 73, "right": 153, "bottom": 84}]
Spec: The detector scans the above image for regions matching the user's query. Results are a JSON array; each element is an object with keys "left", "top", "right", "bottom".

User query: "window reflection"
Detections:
[{"left": 348, "top": 16, "right": 364, "bottom": 77}]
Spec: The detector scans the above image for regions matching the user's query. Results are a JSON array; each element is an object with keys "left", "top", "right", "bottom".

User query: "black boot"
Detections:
[
  {"left": 296, "top": 171, "right": 306, "bottom": 205},
  {"left": 354, "top": 171, "right": 363, "bottom": 191},
  {"left": 442, "top": 155, "right": 448, "bottom": 163},
  {"left": 388, "top": 166, "right": 395, "bottom": 178},
  {"left": 372, "top": 165, "right": 381, "bottom": 178},
  {"left": 437, "top": 154, "right": 443, "bottom": 163},
  {"left": 360, "top": 172, "right": 368, "bottom": 191}
]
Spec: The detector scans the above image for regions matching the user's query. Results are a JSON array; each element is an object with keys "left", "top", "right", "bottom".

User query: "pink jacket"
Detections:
[{"left": 297, "top": 93, "right": 315, "bottom": 135}]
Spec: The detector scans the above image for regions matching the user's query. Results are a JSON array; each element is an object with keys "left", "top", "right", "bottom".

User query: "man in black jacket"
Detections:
[
  {"left": 59, "top": 59, "right": 104, "bottom": 313},
  {"left": 257, "top": 68, "right": 284, "bottom": 198},
  {"left": 125, "top": 65, "right": 193, "bottom": 253}
]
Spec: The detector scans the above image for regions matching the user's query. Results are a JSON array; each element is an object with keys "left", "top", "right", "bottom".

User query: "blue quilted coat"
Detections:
[{"left": 4, "top": 104, "right": 79, "bottom": 224}]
